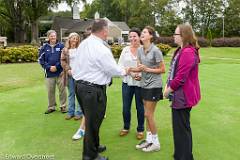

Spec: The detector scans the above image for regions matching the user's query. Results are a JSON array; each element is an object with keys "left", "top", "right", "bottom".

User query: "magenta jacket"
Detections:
[{"left": 170, "top": 45, "right": 201, "bottom": 109}]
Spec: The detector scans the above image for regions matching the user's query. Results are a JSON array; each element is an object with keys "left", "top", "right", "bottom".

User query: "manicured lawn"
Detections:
[{"left": 0, "top": 47, "right": 240, "bottom": 160}]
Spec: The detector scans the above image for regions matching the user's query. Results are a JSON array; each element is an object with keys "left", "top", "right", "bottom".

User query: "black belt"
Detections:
[{"left": 76, "top": 80, "right": 105, "bottom": 88}]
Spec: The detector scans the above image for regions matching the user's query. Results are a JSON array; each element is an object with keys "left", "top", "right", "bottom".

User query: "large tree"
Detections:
[
  {"left": 222, "top": 0, "right": 240, "bottom": 37},
  {"left": 128, "top": 0, "right": 155, "bottom": 28},
  {"left": 23, "top": 0, "right": 85, "bottom": 44},
  {"left": 81, "top": 0, "right": 123, "bottom": 20},
  {"left": 195, "top": 0, "right": 222, "bottom": 37},
  {"left": 0, "top": 0, "right": 26, "bottom": 43},
  {"left": 156, "top": 10, "right": 182, "bottom": 36},
  {"left": 171, "top": 0, "right": 223, "bottom": 37},
  {"left": 0, "top": 0, "right": 85, "bottom": 43},
  {"left": 81, "top": 0, "right": 175, "bottom": 33},
  {"left": 111, "top": 0, "right": 140, "bottom": 23},
  {"left": 0, "top": 3, "right": 10, "bottom": 37},
  {"left": 23, "top": 0, "right": 52, "bottom": 44}
]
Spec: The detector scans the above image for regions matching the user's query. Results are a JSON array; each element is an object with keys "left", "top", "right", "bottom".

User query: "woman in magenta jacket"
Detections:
[{"left": 164, "top": 24, "right": 201, "bottom": 160}]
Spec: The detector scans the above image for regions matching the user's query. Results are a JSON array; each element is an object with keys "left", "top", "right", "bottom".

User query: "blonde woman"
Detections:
[
  {"left": 61, "top": 33, "right": 85, "bottom": 139},
  {"left": 71, "top": 27, "right": 92, "bottom": 140}
]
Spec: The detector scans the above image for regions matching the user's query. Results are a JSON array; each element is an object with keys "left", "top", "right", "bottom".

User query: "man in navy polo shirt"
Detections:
[{"left": 39, "top": 30, "right": 67, "bottom": 114}]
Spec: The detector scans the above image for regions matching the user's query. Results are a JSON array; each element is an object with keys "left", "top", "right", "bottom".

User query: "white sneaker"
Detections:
[
  {"left": 72, "top": 128, "right": 85, "bottom": 140},
  {"left": 142, "top": 143, "right": 160, "bottom": 152},
  {"left": 136, "top": 140, "right": 150, "bottom": 149}
]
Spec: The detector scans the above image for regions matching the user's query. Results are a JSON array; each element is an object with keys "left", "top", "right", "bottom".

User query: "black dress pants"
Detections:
[
  {"left": 75, "top": 82, "right": 107, "bottom": 160},
  {"left": 172, "top": 108, "right": 194, "bottom": 160}
]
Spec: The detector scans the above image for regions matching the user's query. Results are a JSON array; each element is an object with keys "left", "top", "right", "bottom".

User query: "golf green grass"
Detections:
[{"left": 0, "top": 47, "right": 239, "bottom": 160}]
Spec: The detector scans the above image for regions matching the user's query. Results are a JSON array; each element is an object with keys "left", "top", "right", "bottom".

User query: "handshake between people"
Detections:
[{"left": 125, "top": 64, "right": 148, "bottom": 81}]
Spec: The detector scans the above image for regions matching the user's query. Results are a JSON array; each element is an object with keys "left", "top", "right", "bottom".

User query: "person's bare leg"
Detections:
[
  {"left": 72, "top": 116, "right": 85, "bottom": 140},
  {"left": 80, "top": 116, "right": 85, "bottom": 130}
]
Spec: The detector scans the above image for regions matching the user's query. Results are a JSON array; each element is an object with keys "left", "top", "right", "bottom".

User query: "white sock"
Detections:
[
  {"left": 79, "top": 128, "right": 84, "bottom": 132},
  {"left": 146, "top": 131, "right": 152, "bottom": 143},
  {"left": 77, "top": 128, "right": 83, "bottom": 133},
  {"left": 152, "top": 134, "right": 160, "bottom": 146}
]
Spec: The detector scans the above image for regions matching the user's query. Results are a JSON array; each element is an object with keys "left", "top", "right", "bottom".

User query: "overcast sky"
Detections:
[
  {"left": 52, "top": 0, "right": 185, "bottom": 15},
  {"left": 52, "top": 0, "right": 93, "bottom": 12}
]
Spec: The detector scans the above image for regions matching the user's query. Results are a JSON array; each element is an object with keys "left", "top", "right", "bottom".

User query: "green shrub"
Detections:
[
  {"left": 198, "top": 37, "right": 209, "bottom": 47},
  {"left": 156, "top": 43, "right": 172, "bottom": 56},
  {"left": 155, "top": 37, "right": 177, "bottom": 47},
  {"left": 0, "top": 45, "right": 38, "bottom": 63},
  {"left": 111, "top": 44, "right": 123, "bottom": 58},
  {"left": 110, "top": 43, "right": 171, "bottom": 59}
]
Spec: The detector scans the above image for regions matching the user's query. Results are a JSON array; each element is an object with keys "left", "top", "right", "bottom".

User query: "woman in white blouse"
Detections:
[
  {"left": 61, "top": 32, "right": 85, "bottom": 140},
  {"left": 118, "top": 28, "right": 145, "bottom": 140}
]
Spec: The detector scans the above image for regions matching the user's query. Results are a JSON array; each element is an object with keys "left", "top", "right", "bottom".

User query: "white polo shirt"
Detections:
[{"left": 72, "top": 34, "right": 126, "bottom": 85}]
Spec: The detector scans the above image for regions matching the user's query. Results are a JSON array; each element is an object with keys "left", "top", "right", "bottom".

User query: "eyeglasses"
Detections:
[{"left": 173, "top": 33, "right": 181, "bottom": 36}]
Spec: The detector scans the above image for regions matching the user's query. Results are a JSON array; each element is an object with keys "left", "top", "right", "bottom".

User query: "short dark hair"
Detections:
[
  {"left": 83, "top": 26, "right": 92, "bottom": 39},
  {"left": 85, "top": 26, "right": 92, "bottom": 32},
  {"left": 91, "top": 19, "right": 108, "bottom": 33},
  {"left": 129, "top": 27, "right": 141, "bottom": 37}
]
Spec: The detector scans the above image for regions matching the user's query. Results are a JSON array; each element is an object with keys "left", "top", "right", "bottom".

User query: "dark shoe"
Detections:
[
  {"left": 44, "top": 109, "right": 56, "bottom": 114},
  {"left": 97, "top": 145, "right": 106, "bottom": 153},
  {"left": 60, "top": 107, "right": 67, "bottom": 113},
  {"left": 74, "top": 115, "right": 82, "bottom": 120},
  {"left": 65, "top": 115, "right": 74, "bottom": 120},
  {"left": 94, "top": 155, "right": 108, "bottom": 160},
  {"left": 83, "top": 155, "right": 108, "bottom": 160}
]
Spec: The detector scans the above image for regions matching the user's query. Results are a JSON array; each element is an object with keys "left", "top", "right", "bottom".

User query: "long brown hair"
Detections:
[
  {"left": 144, "top": 26, "right": 156, "bottom": 43},
  {"left": 178, "top": 24, "right": 199, "bottom": 49}
]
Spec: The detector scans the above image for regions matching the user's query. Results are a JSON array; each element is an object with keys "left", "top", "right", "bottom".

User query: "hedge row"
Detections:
[
  {"left": 0, "top": 45, "right": 38, "bottom": 63},
  {"left": 1, "top": 37, "right": 239, "bottom": 63},
  {"left": 155, "top": 37, "right": 177, "bottom": 47},
  {"left": 111, "top": 43, "right": 172, "bottom": 58},
  {"left": 156, "top": 37, "right": 240, "bottom": 47},
  {"left": 0, "top": 43, "right": 171, "bottom": 63},
  {"left": 212, "top": 38, "right": 240, "bottom": 47}
]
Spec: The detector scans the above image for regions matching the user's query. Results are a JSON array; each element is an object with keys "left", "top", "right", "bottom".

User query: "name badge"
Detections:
[{"left": 56, "top": 48, "right": 60, "bottom": 51}]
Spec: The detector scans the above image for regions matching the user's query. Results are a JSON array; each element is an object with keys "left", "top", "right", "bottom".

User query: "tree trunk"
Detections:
[
  {"left": 13, "top": 24, "right": 26, "bottom": 43},
  {"left": 31, "top": 20, "right": 39, "bottom": 44},
  {"left": 14, "top": 26, "right": 20, "bottom": 43}
]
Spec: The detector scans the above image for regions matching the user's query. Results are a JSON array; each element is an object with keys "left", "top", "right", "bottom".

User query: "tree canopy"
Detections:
[{"left": 0, "top": 0, "right": 239, "bottom": 43}]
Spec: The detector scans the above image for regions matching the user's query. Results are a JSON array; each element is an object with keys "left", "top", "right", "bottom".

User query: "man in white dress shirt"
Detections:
[{"left": 72, "top": 19, "right": 127, "bottom": 160}]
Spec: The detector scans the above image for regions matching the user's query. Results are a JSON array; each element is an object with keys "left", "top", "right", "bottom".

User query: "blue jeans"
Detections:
[
  {"left": 67, "top": 76, "right": 82, "bottom": 116},
  {"left": 122, "top": 82, "right": 144, "bottom": 132}
]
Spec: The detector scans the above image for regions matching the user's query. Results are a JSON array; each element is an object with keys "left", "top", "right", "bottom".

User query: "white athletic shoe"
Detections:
[
  {"left": 72, "top": 128, "right": 85, "bottom": 140},
  {"left": 142, "top": 143, "right": 160, "bottom": 152},
  {"left": 136, "top": 140, "right": 151, "bottom": 149}
]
